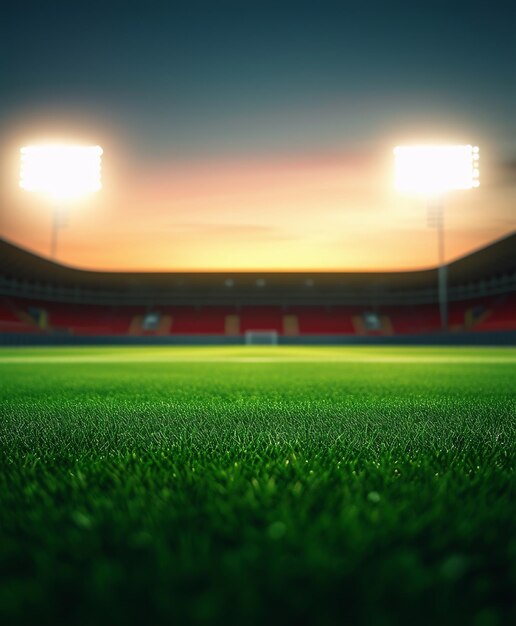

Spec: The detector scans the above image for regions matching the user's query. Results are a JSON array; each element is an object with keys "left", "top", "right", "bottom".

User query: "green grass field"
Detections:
[{"left": 1, "top": 346, "right": 515, "bottom": 625}]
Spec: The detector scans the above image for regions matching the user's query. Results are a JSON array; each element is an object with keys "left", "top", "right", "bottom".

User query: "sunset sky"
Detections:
[{"left": 0, "top": 0, "right": 514, "bottom": 271}]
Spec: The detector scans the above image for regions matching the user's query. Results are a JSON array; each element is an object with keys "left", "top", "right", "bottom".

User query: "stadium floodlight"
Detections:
[
  {"left": 394, "top": 144, "right": 480, "bottom": 331},
  {"left": 20, "top": 144, "right": 103, "bottom": 259},
  {"left": 394, "top": 145, "right": 479, "bottom": 195}
]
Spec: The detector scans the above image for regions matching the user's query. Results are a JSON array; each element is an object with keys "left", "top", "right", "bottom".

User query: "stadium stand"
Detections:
[{"left": 0, "top": 233, "right": 515, "bottom": 343}]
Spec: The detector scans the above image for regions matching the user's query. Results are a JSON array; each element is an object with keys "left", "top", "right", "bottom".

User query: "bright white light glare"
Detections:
[
  {"left": 20, "top": 145, "right": 103, "bottom": 200},
  {"left": 394, "top": 145, "right": 480, "bottom": 195}
]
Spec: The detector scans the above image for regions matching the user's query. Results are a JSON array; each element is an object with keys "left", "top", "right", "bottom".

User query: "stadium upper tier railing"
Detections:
[{"left": 0, "top": 272, "right": 515, "bottom": 306}]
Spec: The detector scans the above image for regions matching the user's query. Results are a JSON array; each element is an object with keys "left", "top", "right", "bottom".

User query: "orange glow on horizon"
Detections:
[{"left": 2, "top": 143, "right": 514, "bottom": 272}]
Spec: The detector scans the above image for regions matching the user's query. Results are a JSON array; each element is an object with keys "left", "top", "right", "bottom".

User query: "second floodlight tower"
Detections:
[
  {"left": 394, "top": 144, "right": 480, "bottom": 331},
  {"left": 20, "top": 144, "right": 103, "bottom": 260}
]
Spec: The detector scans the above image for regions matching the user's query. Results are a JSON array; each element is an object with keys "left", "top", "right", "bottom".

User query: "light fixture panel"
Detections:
[
  {"left": 20, "top": 145, "right": 103, "bottom": 200},
  {"left": 394, "top": 145, "right": 479, "bottom": 195}
]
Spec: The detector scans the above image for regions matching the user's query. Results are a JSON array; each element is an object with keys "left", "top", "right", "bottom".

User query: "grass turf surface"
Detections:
[{"left": 0, "top": 346, "right": 515, "bottom": 625}]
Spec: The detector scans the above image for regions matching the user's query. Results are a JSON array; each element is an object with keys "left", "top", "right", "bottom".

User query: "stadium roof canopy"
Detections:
[{"left": 0, "top": 233, "right": 514, "bottom": 306}]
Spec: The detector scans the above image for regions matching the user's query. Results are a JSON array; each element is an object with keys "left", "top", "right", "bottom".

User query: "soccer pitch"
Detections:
[{"left": 1, "top": 346, "right": 514, "bottom": 625}]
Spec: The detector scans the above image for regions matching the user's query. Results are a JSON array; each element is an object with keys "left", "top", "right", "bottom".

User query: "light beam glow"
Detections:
[
  {"left": 19, "top": 145, "right": 103, "bottom": 200},
  {"left": 394, "top": 144, "right": 479, "bottom": 195}
]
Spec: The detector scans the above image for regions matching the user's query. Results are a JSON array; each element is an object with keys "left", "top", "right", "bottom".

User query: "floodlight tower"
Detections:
[
  {"left": 19, "top": 145, "right": 103, "bottom": 260},
  {"left": 394, "top": 145, "right": 480, "bottom": 331}
]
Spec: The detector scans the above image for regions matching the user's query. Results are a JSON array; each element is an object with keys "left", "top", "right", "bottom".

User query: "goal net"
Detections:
[{"left": 245, "top": 330, "right": 279, "bottom": 345}]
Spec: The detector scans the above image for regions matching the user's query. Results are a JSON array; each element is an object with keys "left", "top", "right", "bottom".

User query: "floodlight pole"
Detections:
[
  {"left": 50, "top": 208, "right": 62, "bottom": 260},
  {"left": 430, "top": 196, "right": 448, "bottom": 331}
]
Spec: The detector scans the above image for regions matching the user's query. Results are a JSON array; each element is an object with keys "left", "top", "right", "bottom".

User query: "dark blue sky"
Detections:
[{"left": 1, "top": 0, "right": 515, "bottom": 161}]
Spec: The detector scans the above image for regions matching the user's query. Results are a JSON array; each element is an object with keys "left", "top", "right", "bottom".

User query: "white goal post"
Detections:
[{"left": 245, "top": 330, "right": 279, "bottom": 345}]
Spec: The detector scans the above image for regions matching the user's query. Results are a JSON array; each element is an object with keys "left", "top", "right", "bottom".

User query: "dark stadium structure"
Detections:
[{"left": 0, "top": 233, "right": 515, "bottom": 345}]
